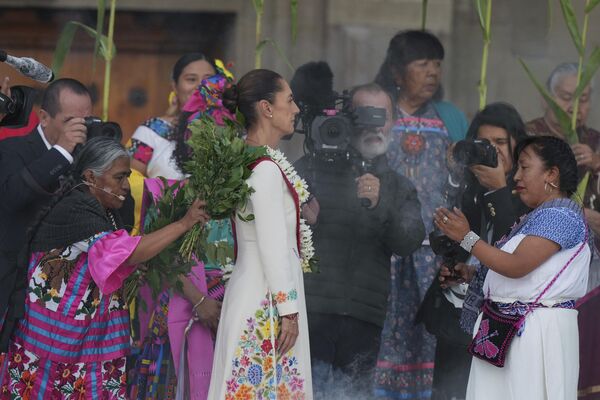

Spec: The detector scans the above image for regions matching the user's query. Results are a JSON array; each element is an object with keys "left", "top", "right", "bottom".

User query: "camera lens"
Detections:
[{"left": 319, "top": 116, "right": 349, "bottom": 146}]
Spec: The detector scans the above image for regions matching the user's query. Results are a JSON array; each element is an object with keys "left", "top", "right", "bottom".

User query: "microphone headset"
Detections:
[{"left": 82, "top": 181, "right": 126, "bottom": 201}]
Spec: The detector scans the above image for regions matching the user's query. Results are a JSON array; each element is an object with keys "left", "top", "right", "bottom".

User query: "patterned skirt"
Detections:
[
  {"left": 1, "top": 341, "right": 126, "bottom": 399},
  {"left": 374, "top": 248, "right": 439, "bottom": 399}
]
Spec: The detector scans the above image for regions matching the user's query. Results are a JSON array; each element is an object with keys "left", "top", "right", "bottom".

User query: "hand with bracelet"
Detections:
[
  {"left": 278, "top": 313, "right": 299, "bottom": 355},
  {"left": 180, "top": 275, "right": 222, "bottom": 333}
]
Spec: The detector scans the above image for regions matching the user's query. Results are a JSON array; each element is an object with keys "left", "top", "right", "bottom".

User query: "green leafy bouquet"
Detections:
[
  {"left": 179, "top": 118, "right": 267, "bottom": 260},
  {"left": 123, "top": 178, "right": 193, "bottom": 307}
]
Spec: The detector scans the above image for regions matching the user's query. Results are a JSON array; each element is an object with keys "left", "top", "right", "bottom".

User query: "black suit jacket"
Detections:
[{"left": 0, "top": 127, "right": 71, "bottom": 347}]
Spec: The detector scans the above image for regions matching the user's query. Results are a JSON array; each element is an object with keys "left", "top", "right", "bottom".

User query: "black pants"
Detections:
[
  {"left": 431, "top": 338, "right": 472, "bottom": 400},
  {"left": 308, "top": 313, "right": 382, "bottom": 400}
]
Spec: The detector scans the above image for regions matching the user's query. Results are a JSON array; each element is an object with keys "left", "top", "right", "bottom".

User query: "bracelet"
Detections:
[
  {"left": 460, "top": 231, "right": 480, "bottom": 253},
  {"left": 192, "top": 295, "right": 206, "bottom": 319}
]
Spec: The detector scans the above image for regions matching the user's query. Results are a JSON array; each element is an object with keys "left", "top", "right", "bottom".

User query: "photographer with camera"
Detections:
[
  {"left": 421, "top": 102, "right": 530, "bottom": 400},
  {"left": 295, "top": 83, "right": 425, "bottom": 399},
  {"left": 0, "top": 78, "right": 92, "bottom": 350}
]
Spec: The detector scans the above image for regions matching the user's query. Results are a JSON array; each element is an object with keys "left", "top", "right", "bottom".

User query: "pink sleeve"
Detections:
[{"left": 88, "top": 229, "right": 142, "bottom": 294}]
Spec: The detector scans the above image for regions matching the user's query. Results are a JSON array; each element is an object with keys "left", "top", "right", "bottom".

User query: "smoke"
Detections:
[{"left": 312, "top": 359, "right": 377, "bottom": 400}]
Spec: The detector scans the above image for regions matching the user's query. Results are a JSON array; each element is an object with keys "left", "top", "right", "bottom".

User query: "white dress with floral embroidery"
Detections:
[{"left": 207, "top": 160, "right": 313, "bottom": 400}]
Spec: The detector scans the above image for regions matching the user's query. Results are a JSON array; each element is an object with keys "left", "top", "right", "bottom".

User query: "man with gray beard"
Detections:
[{"left": 295, "top": 83, "right": 425, "bottom": 399}]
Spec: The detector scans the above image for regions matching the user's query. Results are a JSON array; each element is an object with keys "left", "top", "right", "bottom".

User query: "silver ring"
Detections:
[{"left": 442, "top": 216, "right": 449, "bottom": 224}]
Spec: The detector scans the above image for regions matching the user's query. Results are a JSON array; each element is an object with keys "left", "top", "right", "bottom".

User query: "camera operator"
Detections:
[
  {"left": 422, "top": 102, "right": 530, "bottom": 400},
  {"left": 295, "top": 83, "right": 425, "bottom": 399},
  {"left": 0, "top": 78, "right": 91, "bottom": 350}
]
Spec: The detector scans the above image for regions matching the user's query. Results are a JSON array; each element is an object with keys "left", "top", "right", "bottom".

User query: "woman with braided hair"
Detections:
[{"left": 0, "top": 137, "right": 208, "bottom": 399}]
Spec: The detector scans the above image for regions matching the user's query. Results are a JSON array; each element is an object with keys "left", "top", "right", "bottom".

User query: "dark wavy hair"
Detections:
[
  {"left": 513, "top": 136, "right": 578, "bottom": 197},
  {"left": 374, "top": 30, "right": 445, "bottom": 105}
]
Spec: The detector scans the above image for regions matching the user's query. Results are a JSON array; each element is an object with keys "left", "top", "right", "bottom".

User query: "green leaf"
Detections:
[
  {"left": 474, "top": 0, "right": 488, "bottom": 34},
  {"left": 255, "top": 38, "right": 295, "bottom": 73},
  {"left": 573, "top": 171, "right": 590, "bottom": 205},
  {"left": 585, "top": 0, "right": 600, "bottom": 13},
  {"left": 421, "top": 0, "right": 429, "bottom": 30},
  {"left": 51, "top": 22, "right": 79, "bottom": 77},
  {"left": 559, "top": 0, "right": 584, "bottom": 56},
  {"left": 94, "top": 0, "right": 106, "bottom": 69},
  {"left": 51, "top": 20, "right": 116, "bottom": 76},
  {"left": 546, "top": 0, "right": 554, "bottom": 34},
  {"left": 519, "top": 58, "right": 577, "bottom": 143},
  {"left": 574, "top": 46, "right": 600, "bottom": 98},
  {"left": 291, "top": 0, "right": 299, "bottom": 43},
  {"left": 253, "top": 0, "right": 265, "bottom": 14}
]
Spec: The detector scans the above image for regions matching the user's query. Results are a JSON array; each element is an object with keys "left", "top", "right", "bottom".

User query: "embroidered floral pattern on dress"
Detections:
[
  {"left": 273, "top": 289, "right": 298, "bottom": 305},
  {"left": 225, "top": 294, "right": 305, "bottom": 400}
]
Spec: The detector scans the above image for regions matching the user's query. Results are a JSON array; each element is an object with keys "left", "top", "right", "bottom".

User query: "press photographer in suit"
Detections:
[{"left": 0, "top": 78, "right": 91, "bottom": 350}]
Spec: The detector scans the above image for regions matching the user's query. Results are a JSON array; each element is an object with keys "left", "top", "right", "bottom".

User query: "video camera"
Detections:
[
  {"left": 290, "top": 61, "right": 386, "bottom": 158},
  {"left": 0, "top": 85, "right": 37, "bottom": 128},
  {"left": 303, "top": 94, "right": 387, "bottom": 156}
]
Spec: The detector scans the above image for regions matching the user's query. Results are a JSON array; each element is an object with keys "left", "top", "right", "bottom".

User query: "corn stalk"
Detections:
[
  {"left": 421, "top": 0, "right": 429, "bottom": 30},
  {"left": 252, "top": 0, "right": 297, "bottom": 72},
  {"left": 51, "top": 0, "right": 117, "bottom": 121},
  {"left": 102, "top": 0, "right": 117, "bottom": 121},
  {"left": 476, "top": 0, "right": 492, "bottom": 110},
  {"left": 521, "top": 0, "right": 600, "bottom": 203}
]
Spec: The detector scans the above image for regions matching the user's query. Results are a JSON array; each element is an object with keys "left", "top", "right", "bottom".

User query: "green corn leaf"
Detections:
[
  {"left": 474, "top": 0, "right": 488, "bottom": 34},
  {"left": 546, "top": 0, "right": 554, "bottom": 34},
  {"left": 519, "top": 58, "right": 577, "bottom": 144},
  {"left": 291, "top": 0, "right": 298, "bottom": 43},
  {"left": 421, "top": 0, "right": 429, "bottom": 30},
  {"left": 559, "top": 0, "right": 584, "bottom": 56},
  {"left": 94, "top": 0, "right": 106, "bottom": 69},
  {"left": 574, "top": 46, "right": 600, "bottom": 98},
  {"left": 585, "top": 0, "right": 600, "bottom": 13},
  {"left": 255, "top": 38, "right": 295, "bottom": 73},
  {"left": 51, "top": 20, "right": 116, "bottom": 76},
  {"left": 573, "top": 171, "right": 590, "bottom": 205},
  {"left": 253, "top": 0, "right": 265, "bottom": 14},
  {"left": 51, "top": 22, "right": 79, "bottom": 77}
]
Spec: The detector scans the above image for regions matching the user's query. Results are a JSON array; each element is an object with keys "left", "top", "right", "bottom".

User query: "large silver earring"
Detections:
[
  {"left": 549, "top": 182, "right": 559, "bottom": 190},
  {"left": 544, "top": 182, "right": 550, "bottom": 192}
]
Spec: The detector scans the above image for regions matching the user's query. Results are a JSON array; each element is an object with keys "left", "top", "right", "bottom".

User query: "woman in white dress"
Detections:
[
  {"left": 435, "top": 135, "right": 590, "bottom": 400},
  {"left": 208, "top": 69, "right": 313, "bottom": 399}
]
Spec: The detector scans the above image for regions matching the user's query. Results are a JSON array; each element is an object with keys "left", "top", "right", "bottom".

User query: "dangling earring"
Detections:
[
  {"left": 544, "top": 182, "right": 550, "bottom": 192},
  {"left": 549, "top": 182, "right": 559, "bottom": 190}
]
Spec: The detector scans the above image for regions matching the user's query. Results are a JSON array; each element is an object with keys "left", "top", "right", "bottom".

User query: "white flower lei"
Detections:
[{"left": 266, "top": 146, "right": 316, "bottom": 273}]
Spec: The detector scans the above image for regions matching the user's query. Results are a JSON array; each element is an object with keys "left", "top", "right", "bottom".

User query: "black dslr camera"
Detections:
[
  {"left": 453, "top": 138, "right": 498, "bottom": 168},
  {"left": 0, "top": 85, "right": 37, "bottom": 128},
  {"left": 83, "top": 117, "right": 122, "bottom": 142}
]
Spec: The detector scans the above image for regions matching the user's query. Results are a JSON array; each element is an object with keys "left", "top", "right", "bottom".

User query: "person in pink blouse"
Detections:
[{"left": 0, "top": 136, "right": 209, "bottom": 399}]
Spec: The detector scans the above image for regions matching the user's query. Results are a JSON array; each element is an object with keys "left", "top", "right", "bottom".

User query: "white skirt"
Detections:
[{"left": 466, "top": 308, "right": 579, "bottom": 400}]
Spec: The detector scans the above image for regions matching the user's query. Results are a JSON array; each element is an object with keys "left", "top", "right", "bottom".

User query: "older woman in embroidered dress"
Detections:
[
  {"left": 435, "top": 135, "right": 590, "bottom": 400},
  {"left": 0, "top": 137, "right": 209, "bottom": 399},
  {"left": 207, "top": 69, "right": 313, "bottom": 399}
]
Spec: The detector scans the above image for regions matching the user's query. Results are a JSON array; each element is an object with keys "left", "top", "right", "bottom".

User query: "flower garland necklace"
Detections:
[{"left": 265, "top": 146, "right": 317, "bottom": 273}]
